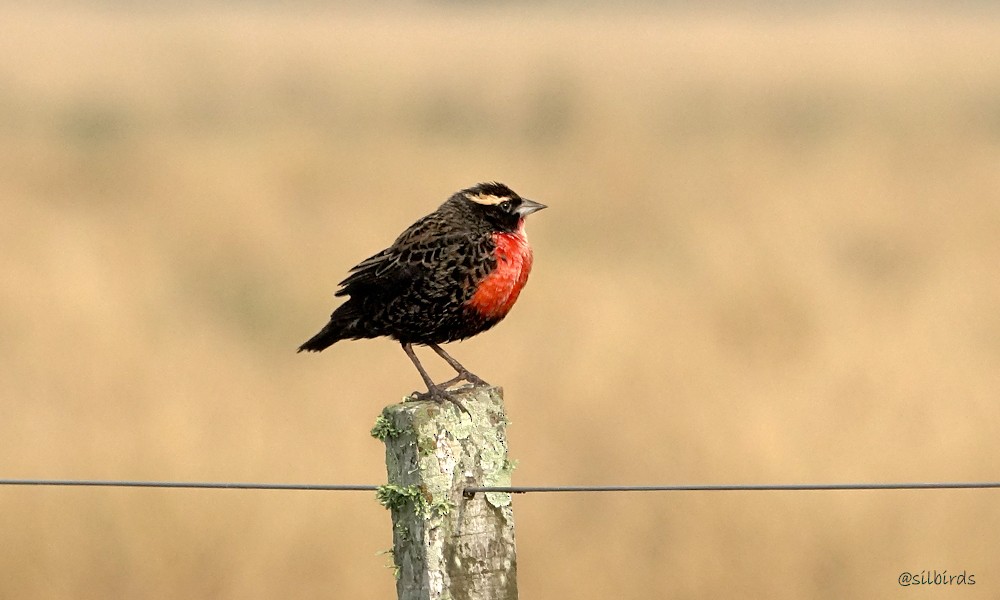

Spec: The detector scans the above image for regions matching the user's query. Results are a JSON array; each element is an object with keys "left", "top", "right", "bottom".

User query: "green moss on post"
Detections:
[
  {"left": 378, "top": 386, "right": 517, "bottom": 600},
  {"left": 372, "top": 415, "right": 406, "bottom": 441}
]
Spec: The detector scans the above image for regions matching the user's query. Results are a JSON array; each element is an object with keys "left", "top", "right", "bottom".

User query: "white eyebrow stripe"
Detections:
[{"left": 468, "top": 193, "right": 506, "bottom": 206}]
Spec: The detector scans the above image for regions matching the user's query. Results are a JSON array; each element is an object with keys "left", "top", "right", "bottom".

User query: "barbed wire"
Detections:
[{"left": 3, "top": 479, "right": 999, "bottom": 496}]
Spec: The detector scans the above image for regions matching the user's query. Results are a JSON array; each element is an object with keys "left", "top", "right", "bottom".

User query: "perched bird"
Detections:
[{"left": 298, "top": 182, "right": 545, "bottom": 409}]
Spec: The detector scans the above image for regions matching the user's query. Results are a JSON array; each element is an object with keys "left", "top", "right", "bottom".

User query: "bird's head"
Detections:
[{"left": 460, "top": 182, "right": 546, "bottom": 233}]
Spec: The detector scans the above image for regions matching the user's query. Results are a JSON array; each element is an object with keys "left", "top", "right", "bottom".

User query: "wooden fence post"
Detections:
[{"left": 372, "top": 385, "right": 518, "bottom": 600}]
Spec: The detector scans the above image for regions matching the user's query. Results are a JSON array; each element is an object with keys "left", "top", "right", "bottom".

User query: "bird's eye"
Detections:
[{"left": 498, "top": 200, "right": 512, "bottom": 211}]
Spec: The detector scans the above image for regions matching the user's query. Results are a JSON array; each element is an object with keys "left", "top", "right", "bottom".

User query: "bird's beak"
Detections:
[{"left": 516, "top": 199, "right": 547, "bottom": 217}]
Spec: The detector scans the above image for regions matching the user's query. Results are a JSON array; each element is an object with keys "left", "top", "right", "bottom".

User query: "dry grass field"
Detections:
[{"left": 2, "top": 3, "right": 999, "bottom": 598}]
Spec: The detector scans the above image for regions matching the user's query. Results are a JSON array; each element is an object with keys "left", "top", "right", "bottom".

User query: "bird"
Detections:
[{"left": 298, "top": 182, "right": 546, "bottom": 411}]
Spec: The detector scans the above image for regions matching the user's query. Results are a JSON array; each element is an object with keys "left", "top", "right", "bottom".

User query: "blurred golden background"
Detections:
[{"left": 2, "top": 3, "right": 999, "bottom": 598}]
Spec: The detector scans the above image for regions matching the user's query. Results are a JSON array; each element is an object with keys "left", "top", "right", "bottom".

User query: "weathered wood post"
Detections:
[{"left": 372, "top": 385, "right": 517, "bottom": 600}]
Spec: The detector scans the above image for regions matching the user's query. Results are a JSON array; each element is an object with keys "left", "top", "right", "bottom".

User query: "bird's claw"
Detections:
[
  {"left": 438, "top": 371, "right": 489, "bottom": 390},
  {"left": 408, "top": 385, "right": 472, "bottom": 417}
]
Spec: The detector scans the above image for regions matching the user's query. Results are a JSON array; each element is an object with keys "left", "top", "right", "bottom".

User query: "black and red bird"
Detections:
[{"left": 298, "top": 182, "right": 545, "bottom": 407}]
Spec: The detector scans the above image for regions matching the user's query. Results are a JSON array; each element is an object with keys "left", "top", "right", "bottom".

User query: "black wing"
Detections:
[{"left": 334, "top": 216, "right": 478, "bottom": 299}]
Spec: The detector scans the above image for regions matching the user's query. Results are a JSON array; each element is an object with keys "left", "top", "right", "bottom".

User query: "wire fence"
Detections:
[
  {"left": 3, "top": 478, "right": 1000, "bottom": 497},
  {"left": 0, "top": 479, "right": 379, "bottom": 492}
]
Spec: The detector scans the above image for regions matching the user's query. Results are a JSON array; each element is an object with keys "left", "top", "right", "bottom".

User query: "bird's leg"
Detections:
[
  {"left": 400, "top": 343, "right": 470, "bottom": 416},
  {"left": 428, "top": 343, "right": 488, "bottom": 388}
]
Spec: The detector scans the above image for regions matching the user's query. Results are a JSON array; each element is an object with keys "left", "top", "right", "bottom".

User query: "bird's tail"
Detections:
[
  {"left": 297, "top": 302, "right": 367, "bottom": 353},
  {"left": 297, "top": 321, "right": 342, "bottom": 353}
]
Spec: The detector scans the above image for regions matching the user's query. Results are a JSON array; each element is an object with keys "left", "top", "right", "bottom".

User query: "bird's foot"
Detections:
[
  {"left": 408, "top": 385, "right": 471, "bottom": 417},
  {"left": 439, "top": 371, "right": 489, "bottom": 390}
]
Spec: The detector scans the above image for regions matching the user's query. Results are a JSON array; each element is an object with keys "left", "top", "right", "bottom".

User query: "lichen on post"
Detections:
[{"left": 375, "top": 385, "right": 517, "bottom": 600}]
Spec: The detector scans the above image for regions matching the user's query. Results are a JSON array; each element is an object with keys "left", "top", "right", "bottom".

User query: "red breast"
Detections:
[{"left": 466, "top": 222, "right": 534, "bottom": 319}]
